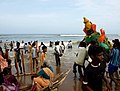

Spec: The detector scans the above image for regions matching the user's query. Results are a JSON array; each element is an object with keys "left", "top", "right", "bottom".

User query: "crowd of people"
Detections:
[
  {"left": 0, "top": 40, "right": 67, "bottom": 90},
  {"left": 0, "top": 39, "right": 120, "bottom": 91},
  {"left": 73, "top": 39, "right": 120, "bottom": 91},
  {"left": 0, "top": 46, "right": 19, "bottom": 90}
]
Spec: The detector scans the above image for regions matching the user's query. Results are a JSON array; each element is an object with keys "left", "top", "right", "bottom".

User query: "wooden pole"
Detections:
[
  {"left": 29, "top": 46, "right": 33, "bottom": 74},
  {"left": 21, "top": 49, "right": 25, "bottom": 75},
  {"left": 36, "top": 46, "right": 39, "bottom": 73},
  {"left": 14, "top": 51, "right": 19, "bottom": 76}
]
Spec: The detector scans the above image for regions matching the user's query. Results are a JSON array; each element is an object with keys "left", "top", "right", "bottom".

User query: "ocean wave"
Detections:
[{"left": 60, "top": 34, "right": 85, "bottom": 37}]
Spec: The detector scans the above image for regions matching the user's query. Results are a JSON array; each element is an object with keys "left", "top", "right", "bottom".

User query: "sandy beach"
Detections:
[
  {"left": 0, "top": 41, "right": 120, "bottom": 91},
  {"left": 0, "top": 0, "right": 120, "bottom": 90}
]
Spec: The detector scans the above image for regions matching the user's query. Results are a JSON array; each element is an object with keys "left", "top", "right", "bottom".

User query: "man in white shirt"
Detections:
[
  {"left": 54, "top": 41, "right": 62, "bottom": 66},
  {"left": 32, "top": 41, "right": 38, "bottom": 72},
  {"left": 73, "top": 41, "right": 88, "bottom": 79}
]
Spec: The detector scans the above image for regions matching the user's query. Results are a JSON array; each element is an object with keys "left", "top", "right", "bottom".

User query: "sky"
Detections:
[{"left": 0, "top": 0, "right": 120, "bottom": 34}]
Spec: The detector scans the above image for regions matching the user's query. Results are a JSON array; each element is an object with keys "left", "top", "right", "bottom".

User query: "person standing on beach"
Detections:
[
  {"left": 73, "top": 41, "right": 88, "bottom": 79},
  {"left": 28, "top": 42, "right": 32, "bottom": 53},
  {"left": 24, "top": 43, "right": 28, "bottom": 54},
  {"left": 49, "top": 41, "right": 53, "bottom": 47},
  {"left": 14, "top": 42, "right": 23, "bottom": 74},
  {"left": 82, "top": 46, "right": 111, "bottom": 91},
  {"left": 40, "top": 45, "right": 47, "bottom": 67},
  {"left": 10, "top": 41, "right": 13, "bottom": 51},
  {"left": 60, "top": 41, "right": 65, "bottom": 53},
  {"left": 39, "top": 42, "right": 44, "bottom": 53},
  {"left": 54, "top": 41, "right": 62, "bottom": 66},
  {"left": 34, "top": 41, "right": 39, "bottom": 57},
  {"left": 108, "top": 39, "right": 120, "bottom": 86},
  {"left": 67, "top": 40, "right": 72, "bottom": 49},
  {"left": 32, "top": 42, "right": 38, "bottom": 72}
]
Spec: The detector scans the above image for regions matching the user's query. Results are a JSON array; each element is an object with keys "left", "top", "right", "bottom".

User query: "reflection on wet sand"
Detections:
[
  {"left": 56, "top": 66, "right": 61, "bottom": 74},
  {"left": 11, "top": 62, "right": 120, "bottom": 91},
  {"left": 73, "top": 78, "right": 81, "bottom": 91}
]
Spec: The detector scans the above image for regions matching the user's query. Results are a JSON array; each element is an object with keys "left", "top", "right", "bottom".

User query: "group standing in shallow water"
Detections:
[
  {"left": 0, "top": 40, "right": 67, "bottom": 90},
  {"left": 0, "top": 17, "right": 120, "bottom": 91},
  {"left": 0, "top": 37, "right": 120, "bottom": 91}
]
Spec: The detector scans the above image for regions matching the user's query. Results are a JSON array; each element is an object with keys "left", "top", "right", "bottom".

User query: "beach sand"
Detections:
[{"left": 1, "top": 42, "right": 120, "bottom": 91}]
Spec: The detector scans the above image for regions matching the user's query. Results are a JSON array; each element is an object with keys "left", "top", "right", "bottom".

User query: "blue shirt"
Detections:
[
  {"left": 37, "top": 66, "right": 53, "bottom": 79},
  {"left": 110, "top": 48, "right": 120, "bottom": 67}
]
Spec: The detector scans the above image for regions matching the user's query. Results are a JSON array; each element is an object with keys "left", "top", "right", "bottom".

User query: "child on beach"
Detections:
[
  {"left": 82, "top": 46, "right": 111, "bottom": 91},
  {"left": 73, "top": 41, "right": 88, "bottom": 79},
  {"left": 40, "top": 45, "right": 47, "bottom": 67}
]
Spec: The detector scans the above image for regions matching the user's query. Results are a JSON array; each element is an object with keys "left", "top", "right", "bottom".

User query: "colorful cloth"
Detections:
[
  {"left": 2, "top": 75, "right": 20, "bottom": 91},
  {"left": 0, "top": 55, "right": 8, "bottom": 72},
  {"left": 34, "top": 67, "right": 54, "bottom": 90},
  {"left": 38, "top": 66, "right": 54, "bottom": 79}
]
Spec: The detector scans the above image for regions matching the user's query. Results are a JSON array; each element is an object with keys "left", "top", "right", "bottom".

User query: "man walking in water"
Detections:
[{"left": 54, "top": 41, "right": 62, "bottom": 66}]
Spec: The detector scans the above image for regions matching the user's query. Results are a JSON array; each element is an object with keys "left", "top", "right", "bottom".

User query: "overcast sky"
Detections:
[{"left": 0, "top": 0, "right": 120, "bottom": 34}]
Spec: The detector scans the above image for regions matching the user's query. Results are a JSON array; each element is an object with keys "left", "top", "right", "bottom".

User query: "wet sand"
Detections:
[
  {"left": 58, "top": 69, "right": 120, "bottom": 91},
  {"left": 12, "top": 63, "right": 120, "bottom": 91},
  {"left": 7, "top": 44, "right": 120, "bottom": 91}
]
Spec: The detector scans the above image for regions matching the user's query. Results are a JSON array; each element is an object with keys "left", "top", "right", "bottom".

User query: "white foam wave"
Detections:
[{"left": 60, "top": 34, "right": 85, "bottom": 37}]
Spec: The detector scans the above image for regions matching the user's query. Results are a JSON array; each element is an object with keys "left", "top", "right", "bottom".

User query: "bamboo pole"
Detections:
[
  {"left": 36, "top": 46, "right": 39, "bottom": 73},
  {"left": 21, "top": 49, "right": 25, "bottom": 75},
  {"left": 14, "top": 50, "right": 19, "bottom": 76},
  {"left": 29, "top": 45, "right": 33, "bottom": 74}
]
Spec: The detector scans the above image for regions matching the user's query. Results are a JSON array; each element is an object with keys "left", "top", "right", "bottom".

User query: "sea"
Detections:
[
  {"left": 0, "top": 34, "right": 120, "bottom": 74},
  {"left": 0, "top": 34, "right": 120, "bottom": 43}
]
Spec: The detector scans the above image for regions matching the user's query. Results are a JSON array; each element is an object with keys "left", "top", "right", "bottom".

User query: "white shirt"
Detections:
[
  {"left": 54, "top": 45, "right": 61, "bottom": 54},
  {"left": 32, "top": 47, "right": 36, "bottom": 58},
  {"left": 75, "top": 47, "right": 88, "bottom": 66}
]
